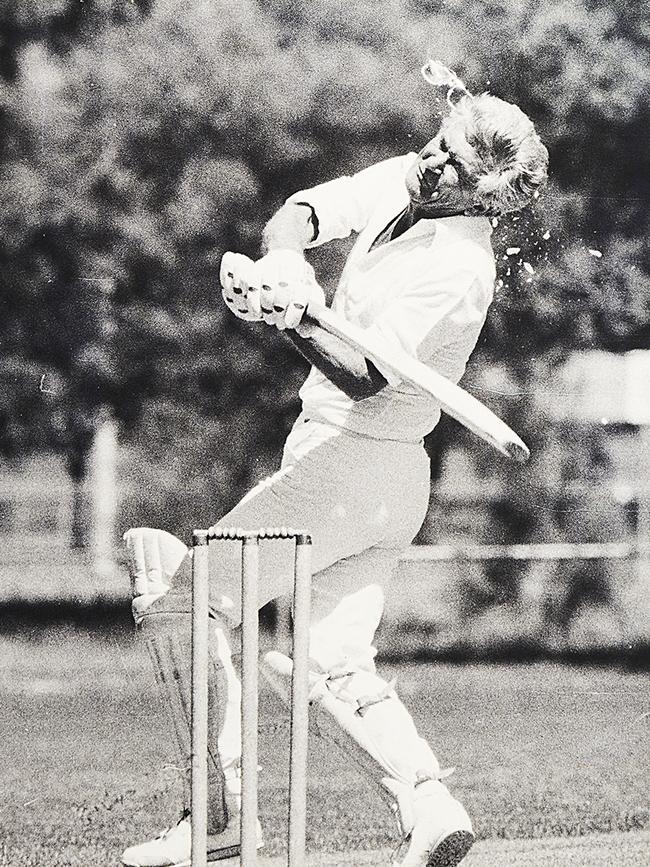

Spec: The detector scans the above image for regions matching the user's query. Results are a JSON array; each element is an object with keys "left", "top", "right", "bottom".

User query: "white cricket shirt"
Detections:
[{"left": 288, "top": 154, "right": 497, "bottom": 442}]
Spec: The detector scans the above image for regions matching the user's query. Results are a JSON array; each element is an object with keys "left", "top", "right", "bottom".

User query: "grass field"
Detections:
[
  {"left": 0, "top": 625, "right": 647, "bottom": 866},
  {"left": 256, "top": 831, "right": 650, "bottom": 865}
]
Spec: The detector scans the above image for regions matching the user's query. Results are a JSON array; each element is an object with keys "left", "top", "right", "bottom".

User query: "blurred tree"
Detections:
[{"left": 0, "top": 0, "right": 648, "bottom": 551}]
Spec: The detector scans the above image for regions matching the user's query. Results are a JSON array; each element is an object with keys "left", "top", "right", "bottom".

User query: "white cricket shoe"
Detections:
[
  {"left": 121, "top": 810, "right": 262, "bottom": 866},
  {"left": 392, "top": 780, "right": 474, "bottom": 867}
]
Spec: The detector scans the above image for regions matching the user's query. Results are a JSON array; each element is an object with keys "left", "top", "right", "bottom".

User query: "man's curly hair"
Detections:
[{"left": 449, "top": 92, "right": 549, "bottom": 216}]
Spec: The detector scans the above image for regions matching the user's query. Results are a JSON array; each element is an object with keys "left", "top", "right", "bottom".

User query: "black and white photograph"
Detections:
[{"left": 0, "top": 2, "right": 648, "bottom": 865}]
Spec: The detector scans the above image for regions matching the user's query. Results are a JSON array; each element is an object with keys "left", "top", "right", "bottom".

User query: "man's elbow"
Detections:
[
  {"left": 262, "top": 202, "right": 316, "bottom": 252},
  {"left": 343, "top": 362, "right": 388, "bottom": 401}
]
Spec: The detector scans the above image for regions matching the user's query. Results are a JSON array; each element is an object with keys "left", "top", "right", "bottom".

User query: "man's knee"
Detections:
[{"left": 309, "top": 583, "right": 385, "bottom": 672}]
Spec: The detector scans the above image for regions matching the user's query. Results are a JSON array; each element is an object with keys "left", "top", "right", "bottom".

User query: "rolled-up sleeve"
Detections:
[{"left": 286, "top": 154, "right": 415, "bottom": 247}]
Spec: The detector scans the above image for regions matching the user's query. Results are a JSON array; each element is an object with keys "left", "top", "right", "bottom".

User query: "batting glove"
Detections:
[
  {"left": 220, "top": 251, "right": 263, "bottom": 322},
  {"left": 220, "top": 250, "right": 324, "bottom": 331}
]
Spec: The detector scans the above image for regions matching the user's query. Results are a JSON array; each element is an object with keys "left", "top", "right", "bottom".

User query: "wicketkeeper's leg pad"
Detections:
[{"left": 143, "top": 611, "right": 229, "bottom": 834}]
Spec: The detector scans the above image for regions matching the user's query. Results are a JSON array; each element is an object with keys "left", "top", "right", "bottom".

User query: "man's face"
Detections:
[{"left": 405, "top": 109, "right": 483, "bottom": 218}]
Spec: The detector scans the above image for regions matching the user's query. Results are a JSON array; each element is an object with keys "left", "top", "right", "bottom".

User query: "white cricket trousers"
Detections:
[
  {"left": 212, "top": 414, "right": 430, "bottom": 673},
  {"left": 148, "top": 415, "right": 431, "bottom": 771}
]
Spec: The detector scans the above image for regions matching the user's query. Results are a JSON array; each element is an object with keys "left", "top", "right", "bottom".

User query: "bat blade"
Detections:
[{"left": 305, "top": 303, "right": 529, "bottom": 463}]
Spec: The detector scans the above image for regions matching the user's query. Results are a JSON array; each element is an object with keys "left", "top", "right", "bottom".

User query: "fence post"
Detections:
[{"left": 636, "top": 426, "right": 650, "bottom": 641}]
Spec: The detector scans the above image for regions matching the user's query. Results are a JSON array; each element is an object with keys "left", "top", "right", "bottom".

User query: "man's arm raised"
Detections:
[{"left": 261, "top": 202, "right": 319, "bottom": 253}]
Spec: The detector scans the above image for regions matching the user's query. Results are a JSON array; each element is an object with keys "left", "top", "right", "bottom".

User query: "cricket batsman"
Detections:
[{"left": 121, "top": 61, "right": 548, "bottom": 866}]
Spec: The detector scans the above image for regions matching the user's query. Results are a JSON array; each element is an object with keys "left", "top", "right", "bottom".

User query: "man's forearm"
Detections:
[
  {"left": 284, "top": 325, "right": 387, "bottom": 401},
  {"left": 259, "top": 201, "right": 386, "bottom": 398},
  {"left": 261, "top": 202, "right": 318, "bottom": 253}
]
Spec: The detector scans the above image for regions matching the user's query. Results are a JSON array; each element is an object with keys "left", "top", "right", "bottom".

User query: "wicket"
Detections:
[{"left": 191, "top": 527, "right": 313, "bottom": 866}]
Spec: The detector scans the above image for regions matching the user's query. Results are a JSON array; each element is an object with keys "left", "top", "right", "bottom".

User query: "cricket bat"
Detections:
[{"left": 304, "top": 302, "right": 530, "bottom": 463}]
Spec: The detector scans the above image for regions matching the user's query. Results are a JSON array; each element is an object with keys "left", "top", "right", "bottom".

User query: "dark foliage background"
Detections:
[{"left": 1, "top": 1, "right": 647, "bottom": 577}]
